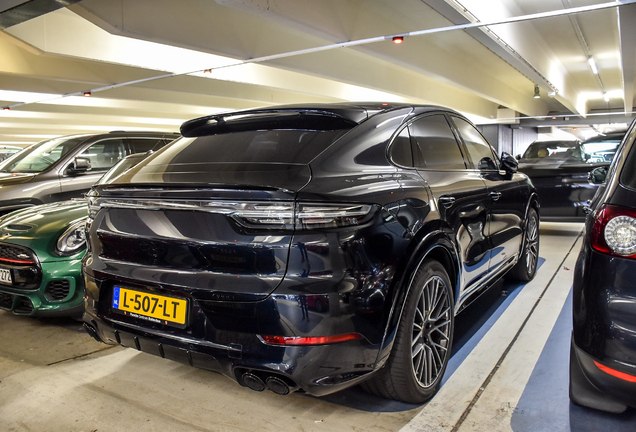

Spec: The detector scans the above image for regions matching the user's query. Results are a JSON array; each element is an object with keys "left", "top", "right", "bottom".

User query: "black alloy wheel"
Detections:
[
  {"left": 361, "top": 260, "right": 454, "bottom": 403},
  {"left": 508, "top": 207, "right": 539, "bottom": 281}
]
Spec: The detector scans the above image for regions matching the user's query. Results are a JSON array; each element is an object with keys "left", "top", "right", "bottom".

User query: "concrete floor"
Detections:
[{"left": 1, "top": 222, "right": 634, "bottom": 432}]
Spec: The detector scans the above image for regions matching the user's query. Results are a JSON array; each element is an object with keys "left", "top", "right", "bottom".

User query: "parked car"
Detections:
[
  {"left": 82, "top": 103, "right": 539, "bottom": 403},
  {"left": 0, "top": 145, "right": 22, "bottom": 162},
  {"left": 517, "top": 140, "right": 611, "bottom": 221},
  {"left": 0, "top": 131, "right": 179, "bottom": 215},
  {"left": 0, "top": 151, "right": 170, "bottom": 318},
  {"left": 570, "top": 122, "right": 636, "bottom": 413},
  {"left": 582, "top": 132, "right": 624, "bottom": 163}
]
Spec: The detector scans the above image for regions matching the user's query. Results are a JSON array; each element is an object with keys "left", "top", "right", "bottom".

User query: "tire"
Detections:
[
  {"left": 361, "top": 260, "right": 454, "bottom": 403},
  {"left": 508, "top": 207, "right": 539, "bottom": 282},
  {"left": 315, "top": 299, "right": 324, "bottom": 312}
]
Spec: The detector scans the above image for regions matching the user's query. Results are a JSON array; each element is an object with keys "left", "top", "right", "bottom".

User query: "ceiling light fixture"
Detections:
[
  {"left": 588, "top": 55, "right": 599, "bottom": 74},
  {"left": 392, "top": 36, "right": 404, "bottom": 44},
  {"left": 533, "top": 84, "right": 541, "bottom": 99},
  {"left": 604, "top": 92, "right": 610, "bottom": 102},
  {"left": 203, "top": 69, "right": 212, "bottom": 73},
  {"left": 83, "top": 91, "right": 92, "bottom": 97},
  {"left": 2, "top": 107, "right": 9, "bottom": 111}
]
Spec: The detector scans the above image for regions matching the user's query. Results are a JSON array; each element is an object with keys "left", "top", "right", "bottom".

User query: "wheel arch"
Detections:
[{"left": 373, "top": 229, "right": 460, "bottom": 370}]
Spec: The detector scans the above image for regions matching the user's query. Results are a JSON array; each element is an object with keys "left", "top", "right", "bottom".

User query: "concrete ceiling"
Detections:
[{"left": 1, "top": 0, "right": 636, "bottom": 146}]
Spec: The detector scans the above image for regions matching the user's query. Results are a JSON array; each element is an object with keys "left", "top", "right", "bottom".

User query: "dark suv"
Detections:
[
  {"left": 82, "top": 103, "right": 539, "bottom": 403},
  {"left": 0, "top": 131, "right": 179, "bottom": 214},
  {"left": 570, "top": 120, "right": 636, "bottom": 413},
  {"left": 517, "top": 140, "right": 609, "bottom": 222}
]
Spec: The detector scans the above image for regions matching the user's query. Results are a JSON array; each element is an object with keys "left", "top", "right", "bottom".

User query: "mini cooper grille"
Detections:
[
  {"left": 45, "top": 280, "right": 71, "bottom": 301},
  {"left": 0, "top": 243, "right": 36, "bottom": 264}
]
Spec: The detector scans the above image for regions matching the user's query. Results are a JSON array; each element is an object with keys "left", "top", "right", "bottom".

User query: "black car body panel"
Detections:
[
  {"left": 83, "top": 103, "right": 538, "bottom": 401},
  {"left": 518, "top": 140, "right": 612, "bottom": 221},
  {"left": 570, "top": 121, "right": 636, "bottom": 412}
]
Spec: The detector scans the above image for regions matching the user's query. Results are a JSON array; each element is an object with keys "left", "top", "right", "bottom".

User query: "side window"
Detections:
[
  {"left": 78, "top": 139, "right": 126, "bottom": 171},
  {"left": 408, "top": 115, "right": 466, "bottom": 170},
  {"left": 127, "top": 138, "right": 163, "bottom": 154},
  {"left": 389, "top": 128, "right": 413, "bottom": 167},
  {"left": 452, "top": 117, "right": 498, "bottom": 171}
]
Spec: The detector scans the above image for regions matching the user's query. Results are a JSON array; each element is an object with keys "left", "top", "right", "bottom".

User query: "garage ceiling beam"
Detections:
[
  {"left": 0, "top": 0, "right": 81, "bottom": 29},
  {"left": 7, "top": 0, "right": 635, "bottom": 113}
]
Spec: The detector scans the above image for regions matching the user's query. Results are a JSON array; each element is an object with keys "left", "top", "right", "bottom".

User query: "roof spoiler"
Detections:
[{"left": 180, "top": 109, "right": 359, "bottom": 137}]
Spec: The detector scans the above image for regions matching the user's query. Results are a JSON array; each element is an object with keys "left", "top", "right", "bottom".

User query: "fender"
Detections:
[{"left": 373, "top": 227, "right": 460, "bottom": 370}]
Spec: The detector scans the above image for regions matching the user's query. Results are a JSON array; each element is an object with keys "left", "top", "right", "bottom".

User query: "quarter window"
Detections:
[
  {"left": 408, "top": 115, "right": 466, "bottom": 170},
  {"left": 390, "top": 128, "right": 413, "bottom": 167},
  {"left": 452, "top": 117, "right": 498, "bottom": 171}
]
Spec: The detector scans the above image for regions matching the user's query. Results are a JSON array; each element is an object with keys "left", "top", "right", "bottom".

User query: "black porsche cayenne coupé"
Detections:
[{"left": 82, "top": 103, "right": 539, "bottom": 403}]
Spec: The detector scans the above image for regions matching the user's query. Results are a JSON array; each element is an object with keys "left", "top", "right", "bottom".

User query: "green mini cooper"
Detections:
[
  {"left": 0, "top": 200, "right": 88, "bottom": 317},
  {"left": 0, "top": 150, "right": 161, "bottom": 317}
]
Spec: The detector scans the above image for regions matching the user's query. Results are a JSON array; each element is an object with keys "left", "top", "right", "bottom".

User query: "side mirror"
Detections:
[
  {"left": 588, "top": 167, "right": 607, "bottom": 185},
  {"left": 66, "top": 157, "right": 91, "bottom": 175},
  {"left": 501, "top": 152, "right": 518, "bottom": 174},
  {"left": 584, "top": 153, "right": 591, "bottom": 161},
  {"left": 515, "top": 154, "right": 521, "bottom": 161}
]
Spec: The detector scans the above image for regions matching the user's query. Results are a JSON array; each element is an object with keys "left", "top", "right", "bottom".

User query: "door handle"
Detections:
[
  {"left": 438, "top": 196, "right": 456, "bottom": 208},
  {"left": 490, "top": 191, "right": 502, "bottom": 201}
]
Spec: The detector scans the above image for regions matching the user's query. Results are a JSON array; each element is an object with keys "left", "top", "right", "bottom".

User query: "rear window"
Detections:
[
  {"left": 522, "top": 141, "right": 585, "bottom": 162},
  {"left": 147, "top": 129, "right": 348, "bottom": 165}
]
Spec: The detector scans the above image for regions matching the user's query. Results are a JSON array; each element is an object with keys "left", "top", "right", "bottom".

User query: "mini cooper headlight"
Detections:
[{"left": 56, "top": 218, "right": 88, "bottom": 256}]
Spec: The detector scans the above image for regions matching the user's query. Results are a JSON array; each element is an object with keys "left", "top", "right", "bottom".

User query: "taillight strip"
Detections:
[{"left": 259, "top": 333, "right": 363, "bottom": 346}]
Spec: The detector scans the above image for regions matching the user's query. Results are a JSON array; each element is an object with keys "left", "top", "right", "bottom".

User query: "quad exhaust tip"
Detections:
[
  {"left": 242, "top": 372, "right": 266, "bottom": 392},
  {"left": 241, "top": 371, "right": 297, "bottom": 395},
  {"left": 265, "top": 376, "right": 291, "bottom": 395}
]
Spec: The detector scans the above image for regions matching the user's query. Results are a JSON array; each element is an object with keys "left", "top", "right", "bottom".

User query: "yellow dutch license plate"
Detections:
[{"left": 112, "top": 286, "right": 189, "bottom": 328}]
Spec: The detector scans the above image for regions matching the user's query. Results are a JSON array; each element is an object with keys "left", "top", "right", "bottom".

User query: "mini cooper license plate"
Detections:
[
  {"left": 112, "top": 286, "right": 189, "bottom": 328},
  {"left": 0, "top": 268, "right": 11, "bottom": 284}
]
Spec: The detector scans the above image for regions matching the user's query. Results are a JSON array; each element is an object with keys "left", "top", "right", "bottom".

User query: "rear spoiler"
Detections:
[{"left": 180, "top": 110, "right": 359, "bottom": 137}]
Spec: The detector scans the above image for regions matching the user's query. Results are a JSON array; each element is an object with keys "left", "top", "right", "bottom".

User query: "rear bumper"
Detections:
[
  {"left": 571, "top": 337, "right": 636, "bottom": 410},
  {"left": 571, "top": 243, "right": 636, "bottom": 410},
  {"left": 83, "top": 306, "right": 377, "bottom": 397},
  {"left": 82, "top": 268, "right": 383, "bottom": 397}
]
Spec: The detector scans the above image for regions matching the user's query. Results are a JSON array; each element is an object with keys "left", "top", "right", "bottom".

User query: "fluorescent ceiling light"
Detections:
[
  {"left": 588, "top": 56, "right": 599, "bottom": 74},
  {"left": 0, "top": 90, "right": 61, "bottom": 103}
]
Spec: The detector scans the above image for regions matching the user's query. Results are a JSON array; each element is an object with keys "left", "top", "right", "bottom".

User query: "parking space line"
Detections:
[
  {"left": 454, "top": 234, "right": 582, "bottom": 431},
  {"left": 400, "top": 226, "right": 583, "bottom": 432}
]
